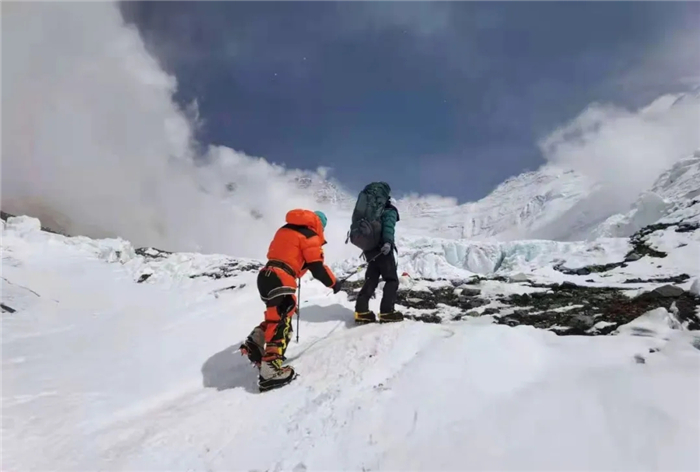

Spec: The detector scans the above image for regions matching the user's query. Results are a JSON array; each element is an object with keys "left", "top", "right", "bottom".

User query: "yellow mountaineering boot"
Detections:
[
  {"left": 354, "top": 311, "right": 377, "bottom": 324},
  {"left": 379, "top": 311, "right": 404, "bottom": 323}
]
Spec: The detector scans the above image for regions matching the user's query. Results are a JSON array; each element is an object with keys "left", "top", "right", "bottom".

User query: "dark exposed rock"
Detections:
[
  {"left": 552, "top": 219, "right": 696, "bottom": 277},
  {"left": 190, "top": 260, "right": 263, "bottom": 279},
  {"left": 334, "top": 258, "right": 700, "bottom": 331},
  {"left": 676, "top": 222, "right": 700, "bottom": 233},
  {"left": 496, "top": 283, "right": 700, "bottom": 335},
  {"left": 137, "top": 273, "right": 152, "bottom": 283},
  {"left": 1, "top": 303, "right": 16, "bottom": 313},
  {"left": 395, "top": 286, "right": 487, "bottom": 311},
  {"left": 554, "top": 261, "right": 625, "bottom": 276},
  {"left": 626, "top": 223, "right": 672, "bottom": 259},
  {"left": 135, "top": 247, "right": 173, "bottom": 259},
  {"left": 557, "top": 281, "right": 580, "bottom": 290},
  {"left": 651, "top": 284, "right": 686, "bottom": 298},
  {"left": 623, "top": 274, "right": 690, "bottom": 284},
  {"left": 335, "top": 272, "right": 700, "bottom": 332},
  {"left": 625, "top": 246, "right": 667, "bottom": 260}
]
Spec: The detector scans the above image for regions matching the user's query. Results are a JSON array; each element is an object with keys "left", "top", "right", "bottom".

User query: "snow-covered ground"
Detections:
[
  {"left": 4, "top": 2, "right": 699, "bottom": 469},
  {"left": 3, "top": 215, "right": 699, "bottom": 471}
]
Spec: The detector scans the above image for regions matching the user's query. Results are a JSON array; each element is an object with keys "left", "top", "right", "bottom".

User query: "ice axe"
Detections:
[{"left": 337, "top": 252, "right": 381, "bottom": 285}]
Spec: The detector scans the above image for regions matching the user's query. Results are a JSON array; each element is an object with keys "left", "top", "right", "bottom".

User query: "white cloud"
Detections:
[
  {"left": 538, "top": 92, "right": 700, "bottom": 214},
  {"left": 1, "top": 1, "right": 355, "bottom": 262}
]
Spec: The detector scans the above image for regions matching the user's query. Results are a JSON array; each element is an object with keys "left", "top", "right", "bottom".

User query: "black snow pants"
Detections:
[{"left": 354, "top": 250, "right": 399, "bottom": 314}]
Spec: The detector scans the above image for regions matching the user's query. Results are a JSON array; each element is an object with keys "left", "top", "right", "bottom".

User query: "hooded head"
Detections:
[
  {"left": 285, "top": 208, "right": 326, "bottom": 239},
  {"left": 314, "top": 210, "right": 327, "bottom": 229}
]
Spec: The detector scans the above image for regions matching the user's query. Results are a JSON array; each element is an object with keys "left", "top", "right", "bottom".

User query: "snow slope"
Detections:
[{"left": 3, "top": 215, "right": 700, "bottom": 471}]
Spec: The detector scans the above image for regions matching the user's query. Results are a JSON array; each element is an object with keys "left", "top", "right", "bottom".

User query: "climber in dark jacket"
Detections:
[{"left": 354, "top": 197, "right": 403, "bottom": 324}]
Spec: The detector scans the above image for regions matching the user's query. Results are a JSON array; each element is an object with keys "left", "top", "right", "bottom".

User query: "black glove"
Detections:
[
  {"left": 380, "top": 242, "right": 392, "bottom": 255},
  {"left": 332, "top": 280, "right": 344, "bottom": 293}
]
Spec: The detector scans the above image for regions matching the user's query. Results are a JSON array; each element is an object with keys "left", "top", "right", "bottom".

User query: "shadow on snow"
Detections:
[
  {"left": 201, "top": 342, "right": 259, "bottom": 394},
  {"left": 201, "top": 304, "right": 357, "bottom": 393}
]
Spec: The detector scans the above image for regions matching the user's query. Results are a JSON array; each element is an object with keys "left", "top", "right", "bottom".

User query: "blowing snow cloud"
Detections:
[
  {"left": 1, "top": 2, "right": 354, "bottom": 261},
  {"left": 539, "top": 92, "right": 700, "bottom": 214}
]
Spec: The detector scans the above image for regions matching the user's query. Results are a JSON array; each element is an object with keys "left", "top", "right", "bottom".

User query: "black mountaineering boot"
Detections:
[
  {"left": 354, "top": 311, "right": 377, "bottom": 324},
  {"left": 379, "top": 311, "right": 404, "bottom": 323}
]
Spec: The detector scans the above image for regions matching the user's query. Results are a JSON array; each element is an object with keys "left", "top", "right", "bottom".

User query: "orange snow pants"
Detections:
[{"left": 256, "top": 263, "right": 298, "bottom": 361}]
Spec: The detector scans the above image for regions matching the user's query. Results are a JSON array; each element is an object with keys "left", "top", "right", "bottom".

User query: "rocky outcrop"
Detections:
[
  {"left": 135, "top": 247, "right": 173, "bottom": 259},
  {"left": 623, "top": 274, "right": 690, "bottom": 284},
  {"left": 496, "top": 282, "right": 700, "bottom": 335},
  {"left": 337, "top": 277, "right": 700, "bottom": 334},
  {"left": 189, "top": 260, "right": 263, "bottom": 279},
  {"left": 1, "top": 303, "right": 16, "bottom": 313},
  {"left": 553, "top": 218, "right": 698, "bottom": 277},
  {"left": 553, "top": 261, "right": 626, "bottom": 276}
]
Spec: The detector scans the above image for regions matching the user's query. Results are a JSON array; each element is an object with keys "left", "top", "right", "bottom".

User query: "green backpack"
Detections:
[{"left": 347, "top": 182, "right": 391, "bottom": 251}]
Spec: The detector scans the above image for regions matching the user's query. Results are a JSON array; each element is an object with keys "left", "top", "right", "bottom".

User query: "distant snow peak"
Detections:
[
  {"left": 291, "top": 174, "right": 352, "bottom": 206},
  {"left": 397, "top": 164, "right": 593, "bottom": 241}
]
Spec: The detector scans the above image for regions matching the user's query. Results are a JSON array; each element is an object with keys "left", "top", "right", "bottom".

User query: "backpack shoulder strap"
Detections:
[
  {"left": 384, "top": 201, "right": 400, "bottom": 222},
  {"left": 282, "top": 223, "right": 317, "bottom": 239}
]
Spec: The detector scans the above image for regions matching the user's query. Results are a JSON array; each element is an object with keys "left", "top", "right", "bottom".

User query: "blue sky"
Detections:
[{"left": 120, "top": 1, "right": 697, "bottom": 202}]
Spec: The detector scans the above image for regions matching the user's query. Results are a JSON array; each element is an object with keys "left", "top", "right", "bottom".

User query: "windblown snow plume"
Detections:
[
  {"left": 1, "top": 2, "right": 354, "bottom": 261},
  {"left": 539, "top": 93, "right": 700, "bottom": 216}
]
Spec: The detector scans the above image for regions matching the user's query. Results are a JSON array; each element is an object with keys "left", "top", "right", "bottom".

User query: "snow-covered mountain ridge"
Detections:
[
  {"left": 399, "top": 165, "right": 595, "bottom": 241},
  {"left": 295, "top": 151, "right": 699, "bottom": 245}
]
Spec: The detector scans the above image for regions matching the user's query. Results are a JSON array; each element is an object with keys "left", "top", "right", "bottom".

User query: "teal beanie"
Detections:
[{"left": 314, "top": 210, "right": 327, "bottom": 229}]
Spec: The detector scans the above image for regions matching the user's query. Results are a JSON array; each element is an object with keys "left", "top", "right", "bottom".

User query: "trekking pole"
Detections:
[{"left": 296, "top": 277, "right": 301, "bottom": 343}]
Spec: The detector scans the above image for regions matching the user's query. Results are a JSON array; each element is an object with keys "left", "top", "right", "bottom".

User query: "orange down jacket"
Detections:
[{"left": 265, "top": 209, "right": 337, "bottom": 288}]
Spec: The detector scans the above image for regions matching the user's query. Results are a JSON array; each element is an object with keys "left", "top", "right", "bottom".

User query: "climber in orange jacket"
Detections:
[{"left": 240, "top": 209, "right": 342, "bottom": 392}]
